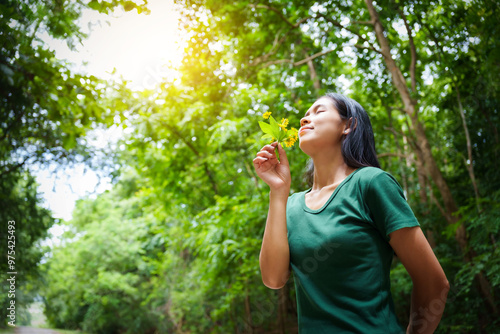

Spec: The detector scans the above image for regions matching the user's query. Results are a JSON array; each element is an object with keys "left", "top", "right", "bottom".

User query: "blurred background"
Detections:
[{"left": 0, "top": 0, "right": 499, "bottom": 333}]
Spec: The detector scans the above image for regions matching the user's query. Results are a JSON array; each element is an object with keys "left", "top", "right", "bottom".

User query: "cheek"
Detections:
[
  {"left": 319, "top": 121, "right": 342, "bottom": 136},
  {"left": 317, "top": 122, "right": 345, "bottom": 144}
]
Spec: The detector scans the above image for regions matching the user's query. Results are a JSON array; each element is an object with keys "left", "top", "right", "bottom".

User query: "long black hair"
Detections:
[{"left": 304, "top": 92, "right": 380, "bottom": 186}]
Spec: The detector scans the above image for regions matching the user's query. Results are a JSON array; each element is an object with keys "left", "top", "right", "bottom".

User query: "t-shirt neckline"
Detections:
[{"left": 302, "top": 167, "right": 365, "bottom": 214}]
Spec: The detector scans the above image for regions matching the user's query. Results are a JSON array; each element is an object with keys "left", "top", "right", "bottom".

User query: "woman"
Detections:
[{"left": 252, "top": 93, "right": 449, "bottom": 334}]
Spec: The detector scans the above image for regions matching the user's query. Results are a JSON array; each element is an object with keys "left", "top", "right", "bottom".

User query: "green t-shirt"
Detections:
[{"left": 286, "top": 166, "right": 420, "bottom": 333}]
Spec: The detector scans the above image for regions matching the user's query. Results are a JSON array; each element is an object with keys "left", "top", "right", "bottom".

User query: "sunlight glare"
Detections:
[{"left": 45, "top": 0, "right": 185, "bottom": 91}]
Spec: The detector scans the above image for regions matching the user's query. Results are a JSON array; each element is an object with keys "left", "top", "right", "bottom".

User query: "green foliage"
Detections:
[
  {"left": 6, "top": 0, "right": 500, "bottom": 333},
  {"left": 0, "top": 171, "right": 54, "bottom": 327},
  {"left": 259, "top": 114, "right": 298, "bottom": 147},
  {"left": 43, "top": 188, "right": 162, "bottom": 333},
  {"left": 0, "top": 0, "right": 148, "bottom": 328},
  {"left": 0, "top": 0, "right": 141, "bottom": 176}
]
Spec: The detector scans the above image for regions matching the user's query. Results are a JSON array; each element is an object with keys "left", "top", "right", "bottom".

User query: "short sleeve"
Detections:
[{"left": 364, "top": 171, "right": 420, "bottom": 242}]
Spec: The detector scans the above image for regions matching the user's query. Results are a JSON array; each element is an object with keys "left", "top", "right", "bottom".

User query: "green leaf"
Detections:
[
  {"left": 267, "top": 116, "right": 281, "bottom": 139},
  {"left": 278, "top": 130, "right": 286, "bottom": 142},
  {"left": 258, "top": 121, "right": 274, "bottom": 135},
  {"left": 269, "top": 115, "right": 278, "bottom": 128}
]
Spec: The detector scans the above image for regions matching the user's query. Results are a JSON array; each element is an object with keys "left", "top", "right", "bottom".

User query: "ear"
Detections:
[{"left": 343, "top": 117, "right": 357, "bottom": 135}]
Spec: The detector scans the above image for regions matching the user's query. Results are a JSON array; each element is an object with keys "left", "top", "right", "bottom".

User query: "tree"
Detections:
[
  {"left": 37, "top": 0, "right": 500, "bottom": 332},
  {"left": 0, "top": 0, "right": 148, "bottom": 327}
]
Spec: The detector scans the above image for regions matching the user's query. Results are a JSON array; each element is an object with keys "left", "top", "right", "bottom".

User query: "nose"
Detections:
[{"left": 300, "top": 116, "right": 311, "bottom": 128}]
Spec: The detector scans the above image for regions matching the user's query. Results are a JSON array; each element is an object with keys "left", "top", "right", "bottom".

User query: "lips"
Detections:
[{"left": 299, "top": 126, "right": 313, "bottom": 136}]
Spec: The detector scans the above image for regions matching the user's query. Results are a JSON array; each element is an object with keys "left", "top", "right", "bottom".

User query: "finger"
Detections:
[
  {"left": 261, "top": 144, "right": 277, "bottom": 155},
  {"left": 253, "top": 156, "right": 268, "bottom": 166},
  {"left": 276, "top": 142, "right": 289, "bottom": 167},
  {"left": 256, "top": 150, "right": 274, "bottom": 159}
]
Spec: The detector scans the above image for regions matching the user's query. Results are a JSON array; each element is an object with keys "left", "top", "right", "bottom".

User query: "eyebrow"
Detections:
[{"left": 304, "top": 104, "right": 327, "bottom": 117}]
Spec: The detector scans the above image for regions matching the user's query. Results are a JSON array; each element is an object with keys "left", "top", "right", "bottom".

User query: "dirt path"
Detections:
[{"left": 15, "top": 327, "right": 61, "bottom": 334}]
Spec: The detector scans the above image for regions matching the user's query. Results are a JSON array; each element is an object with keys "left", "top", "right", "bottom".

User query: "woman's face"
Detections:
[{"left": 298, "top": 97, "right": 348, "bottom": 155}]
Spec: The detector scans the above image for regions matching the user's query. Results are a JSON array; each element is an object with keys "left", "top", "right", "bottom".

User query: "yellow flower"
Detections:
[
  {"left": 283, "top": 127, "right": 298, "bottom": 147},
  {"left": 287, "top": 137, "right": 297, "bottom": 147},
  {"left": 263, "top": 111, "right": 272, "bottom": 119},
  {"left": 278, "top": 118, "right": 289, "bottom": 130}
]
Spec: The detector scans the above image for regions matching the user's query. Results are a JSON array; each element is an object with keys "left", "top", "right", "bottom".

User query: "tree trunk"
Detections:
[
  {"left": 365, "top": 0, "right": 457, "bottom": 219},
  {"left": 385, "top": 105, "right": 409, "bottom": 197},
  {"left": 413, "top": 141, "right": 428, "bottom": 209},
  {"left": 364, "top": 0, "right": 497, "bottom": 314},
  {"left": 277, "top": 286, "right": 287, "bottom": 334},
  {"left": 477, "top": 98, "right": 499, "bottom": 155},
  {"left": 403, "top": 133, "right": 414, "bottom": 200},
  {"left": 244, "top": 291, "right": 253, "bottom": 334},
  {"left": 455, "top": 86, "right": 481, "bottom": 212},
  {"left": 306, "top": 58, "right": 321, "bottom": 96},
  {"left": 426, "top": 229, "right": 437, "bottom": 249},
  {"left": 411, "top": 118, "right": 459, "bottom": 222}
]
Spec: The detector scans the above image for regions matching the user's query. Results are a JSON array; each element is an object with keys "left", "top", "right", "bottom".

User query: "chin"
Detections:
[
  {"left": 299, "top": 139, "right": 314, "bottom": 156},
  {"left": 300, "top": 137, "right": 338, "bottom": 157}
]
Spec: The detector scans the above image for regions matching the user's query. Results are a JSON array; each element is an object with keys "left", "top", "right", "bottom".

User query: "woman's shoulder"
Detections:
[
  {"left": 354, "top": 166, "right": 385, "bottom": 179},
  {"left": 288, "top": 188, "right": 309, "bottom": 199},
  {"left": 287, "top": 188, "right": 309, "bottom": 205},
  {"left": 354, "top": 166, "right": 405, "bottom": 196},
  {"left": 354, "top": 166, "right": 398, "bottom": 186},
  {"left": 286, "top": 189, "right": 308, "bottom": 214}
]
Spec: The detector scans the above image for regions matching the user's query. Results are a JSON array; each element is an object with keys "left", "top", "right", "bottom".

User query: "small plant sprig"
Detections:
[{"left": 259, "top": 112, "right": 298, "bottom": 148}]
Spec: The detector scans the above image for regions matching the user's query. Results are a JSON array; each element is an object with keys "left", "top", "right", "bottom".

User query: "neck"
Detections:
[{"left": 310, "top": 147, "right": 354, "bottom": 190}]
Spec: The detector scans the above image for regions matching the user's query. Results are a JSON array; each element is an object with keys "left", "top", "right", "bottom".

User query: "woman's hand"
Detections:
[
  {"left": 253, "top": 142, "right": 291, "bottom": 289},
  {"left": 253, "top": 142, "right": 291, "bottom": 194}
]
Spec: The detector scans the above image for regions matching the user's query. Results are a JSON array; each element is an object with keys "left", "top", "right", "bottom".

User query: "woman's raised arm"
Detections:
[{"left": 253, "top": 142, "right": 291, "bottom": 289}]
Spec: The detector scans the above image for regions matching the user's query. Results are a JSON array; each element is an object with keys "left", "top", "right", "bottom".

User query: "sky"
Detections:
[
  {"left": 44, "top": 0, "right": 183, "bottom": 90},
  {"left": 37, "top": 0, "right": 184, "bottom": 240}
]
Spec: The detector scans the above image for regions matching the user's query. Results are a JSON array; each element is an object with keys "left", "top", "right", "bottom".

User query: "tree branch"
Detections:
[
  {"left": 0, "top": 109, "right": 24, "bottom": 143},
  {"left": 377, "top": 152, "right": 407, "bottom": 159},
  {"left": 0, "top": 156, "right": 31, "bottom": 178},
  {"left": 260, "top": 58, "right": 293, "bottom": 67},
  {"left": 249, "top": 29, "right": 291, "bottom": 66},
  {"left": 383, "top": 126, "right": 405, "bottom": 138},
  {"left": 365, "top": 0, "right": 416, "bottom": 113},
  {"left": 429, "top": 189, "right": 448, "bottom": 221},
  {"left": 316, "top": 13, "right": 382, "bottom": 54},
  {"left": 398, "top": 7, "right": 417, "bottom": 92},
  {"left": 456, "top": 86, "right": 481, "bottom": 212},
  {"left": 248, "top": 14, "right": 312, "bottom": 67},
  {"left": 414, "top": 15, "right": 443, "bottom": 63},
  {"left": 294, "top": 15, "right": 314, "bottom": 28},
  {"left": 252, "top": 4, "right": 311, "bottom": 28},
  {"left": 293, "top": 48, "right": 336, "bottom": 66},
  {"left": 162, "top": 121, "right": 218, "bottom": 194},
  {"left": 306, "top": 57, "right": 321, "bottom": 94},
  {"left": 249, "top": 7, "right": 382, "bottom": 68},
  {"left": 354, "top": 44, "right": 383, "bottom": 55},
  {"left": 351, "top": 20, "right": 374, "bottom": 25},
  {"left": 164, "top": 123, "right": 200, "bottom": 156},
  {"left": 260, "top": 48, "right": 337, "bottom": 68}
]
